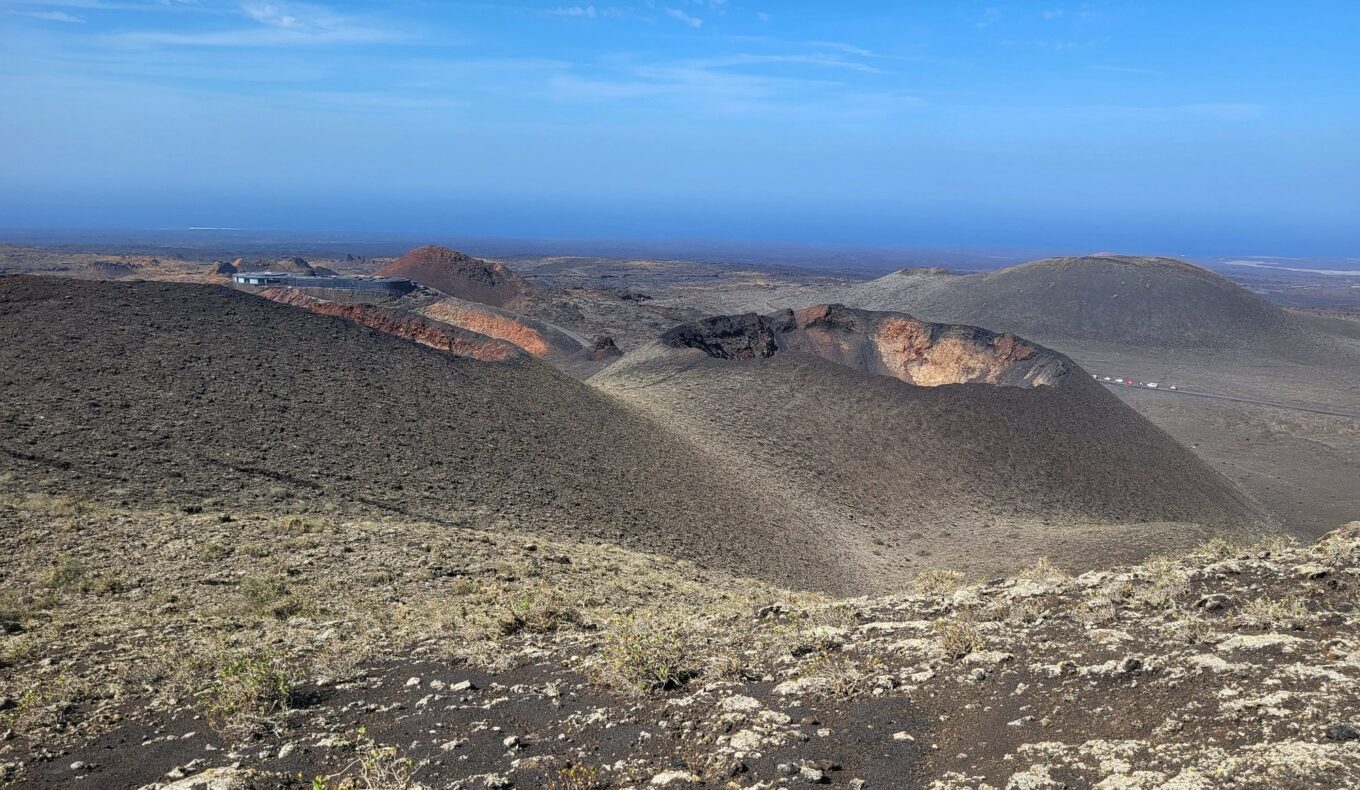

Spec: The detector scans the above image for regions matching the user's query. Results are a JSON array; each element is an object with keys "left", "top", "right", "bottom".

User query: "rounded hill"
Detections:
[
  {"left": 376, "top": 245, "right": 535, "bottom": 309},
  {"left": 845, "top": 255, "right": 1295, "bottom": 350}
]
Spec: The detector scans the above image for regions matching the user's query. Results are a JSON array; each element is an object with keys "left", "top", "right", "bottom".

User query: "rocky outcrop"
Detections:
[
  {"left": 590, "top": 335, "right": 622, "bottom": 362},
  {"left": 257, "top": 287, "right": 523, "bottom": 363},
  {"left": 377, "top": 245, "right": 534, "bottom": 309},
  {"left": 660, "top": 303, "right": 1071, "bottom": 388},
  {"left": 232, "top": 257, "right": 317, "bottom": 275},
  {"left": 80, "top": 260, "right": 141, "bottom": 279}
]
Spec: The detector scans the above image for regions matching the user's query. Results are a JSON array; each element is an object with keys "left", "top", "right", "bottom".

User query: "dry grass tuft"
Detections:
[
  {"left": 313, "top": 728, "right": 422, "bottom": 790},
  {"left": 1236, "top": 595, "right": 1310, "bottom": 630},
  {"left": 909, "top": 568, "right": 967, "bottom": 597},
  {"left": 1017, "top": 557, "right": 1069, "bottom": 583},
  {"left": 934, "top": 613, "right": 985, "bottom": 660},
  {"left": 498, "top": 585, "right": 582, "bottom": 636}
]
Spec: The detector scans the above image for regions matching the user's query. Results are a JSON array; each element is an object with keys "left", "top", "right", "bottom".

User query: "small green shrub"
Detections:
[
  {"left": 548, "top": 764, "right": 606, "bottom": 790},
  {"left": 201, "top": 651, "right": 292, "bottom": 738},
  {"left": 599, "top": 614, "right": 696, "bottom": 693}
]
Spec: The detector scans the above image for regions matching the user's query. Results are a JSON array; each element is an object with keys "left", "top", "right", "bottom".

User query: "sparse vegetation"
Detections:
[
  {"left": 547, "top": 764, "right": 606, "bottom": 790},
  {"left": 1236, "top": 594, "right": 1310, "bottom": 629},
  {"left": 497, "top": 585, "right": 581, "bottom": 636},
  {"left": 1130, "top": 558, "right": 1190, "bottom": 610},
  {"left": 1017, "top": 557, "right": 1068, "bottom": 583},
  {"left": 0, "top": 493, "right": 1356, "bottom": 788},
  {"left": 795, "top": 652, "right": 886, "bottom": 697},
  {"left": 598, "top": 613, "right": 696, "bottom": 693},
  {"left": 313, "top": 728, "right": 421, "bottom": 790},
  {"left": 201, "top": 650, "right": 293, "bottom": 738},
  {"left": 239, "top": 574, "right": 307, "bottom": 620},
  {"left": 43, "top": 555, "right": 87, "bottom": 589},
  {"left": 933, "top": 613, "right": 985, "bottom": 660},
  {"left": 908, "top": 568, "right": 967, "bottom": 597},
  {"left": 275, "top": 514, "right": 337, "bottom": 535}
]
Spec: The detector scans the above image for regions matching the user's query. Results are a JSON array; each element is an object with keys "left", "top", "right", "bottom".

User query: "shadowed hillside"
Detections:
[{"left": 0, "top": 276, "right": 851, "bottom": 590}]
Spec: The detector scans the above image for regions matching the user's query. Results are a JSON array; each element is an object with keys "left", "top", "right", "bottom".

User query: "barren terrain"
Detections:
[
  {"left": 1, "top": 497, "right": 1357, "bottom": 789},
  {"left": 0, "top": 240, "right": 1357, "bottom": 788}
]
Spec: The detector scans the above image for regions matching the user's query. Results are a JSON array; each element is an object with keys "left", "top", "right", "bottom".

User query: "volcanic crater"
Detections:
[{"left": 660, "top": 303, "right": 1072, "bottom": 388}]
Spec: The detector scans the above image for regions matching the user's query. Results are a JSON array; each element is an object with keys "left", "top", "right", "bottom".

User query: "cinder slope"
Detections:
[
  {"left": 845, "top": 255, "right": 1297, "bottom": 350},
  {"left": 595, "top": 305, "right": 1265, "bottom": 585},
  {"left": 376, "top": 245, "right": 534, "bottom": 309},
  {"left": 0, "top": 276, "right": 848, "bottom": 591}
]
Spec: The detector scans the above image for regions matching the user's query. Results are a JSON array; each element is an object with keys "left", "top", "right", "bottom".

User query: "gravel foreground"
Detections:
[{"left": 1, "top": 494, "right": 1358, "bottom": 789}]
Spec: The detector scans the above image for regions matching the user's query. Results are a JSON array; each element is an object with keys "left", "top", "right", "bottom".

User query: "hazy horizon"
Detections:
[{"left": 3, "top": 1, "right": 1358, "bottom": 255}]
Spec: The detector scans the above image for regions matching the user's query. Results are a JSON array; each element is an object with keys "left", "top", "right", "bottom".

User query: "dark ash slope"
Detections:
[
  {"left": 0, "top": 276, "right": 853, "bottom": 591},
  {"left": 596, "top": 307, "right": 1265, "bottom": 586}
]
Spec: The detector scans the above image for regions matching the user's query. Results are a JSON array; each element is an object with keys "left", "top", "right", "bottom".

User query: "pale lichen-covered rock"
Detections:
[
  {"left": 1221, "top": 690, "right": 1300, "bottom": 718},
  {"left": 717, "top": 694, "right": 763, "bottom": 714},
  {"left": 728, "top": 729, "right": 765, "bottom": 752},
  {"left": 1185, "top": 653, "right": 1249, "bottom": 674},
  {"left": 1005, "top": 763, "right": 1063, "bottom": 789},
  {"left": 1216, "top": 634, "right": 1310, "bottom": 654},
  {"left": 773, "top": 676, "right": 835, "bottom": 696}
]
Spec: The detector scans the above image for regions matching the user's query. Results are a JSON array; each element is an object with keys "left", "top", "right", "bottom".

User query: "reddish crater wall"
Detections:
[
  {"left": 421, "top": 300, "right": 562, "bottom": 359},
  {"left": 255, "top": 288, "right": 523, "bottom": 363}
]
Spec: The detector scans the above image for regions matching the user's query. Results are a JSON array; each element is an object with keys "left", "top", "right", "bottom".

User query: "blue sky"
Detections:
[{"left": 1, "top": 1, "right": 1357, "bottom": 255}]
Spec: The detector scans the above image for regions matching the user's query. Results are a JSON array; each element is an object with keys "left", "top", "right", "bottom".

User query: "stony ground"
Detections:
[{"left": 1, "top": 492, "right": 1357, "bottom": 789}]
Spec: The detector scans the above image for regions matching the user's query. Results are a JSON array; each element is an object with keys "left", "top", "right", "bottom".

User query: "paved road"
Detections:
[{"left": 1101, "top": 381, "right": 1360, "bottom": 420}]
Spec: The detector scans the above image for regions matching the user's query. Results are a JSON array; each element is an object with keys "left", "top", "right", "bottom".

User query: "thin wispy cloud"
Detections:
[
  {"left": 549, "top": 5, "right": 609, "bottom": 18},
  {"left": 0, "top": 0, "right": 200, "bottom": 10},
  {"left": 242, "top": 2, "right": 306, "bottom": 29},
  {"left": 108, "top": 1, "right": 401, "bottom": 47},
  {"left": 808, "top": 40, "right": 876, "bottom": 58},
  {"left": 1094, "top": 65, "right": 1162, "bottom": 76},
  {"left": 8, "top": 9, "right": 85, "bottom": 21},
  {"left": 664, "top": 6, "right": 702, "bottom": 29},
  {"left": 693, "top": 52, "right": 888, "bottom": 75}
]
